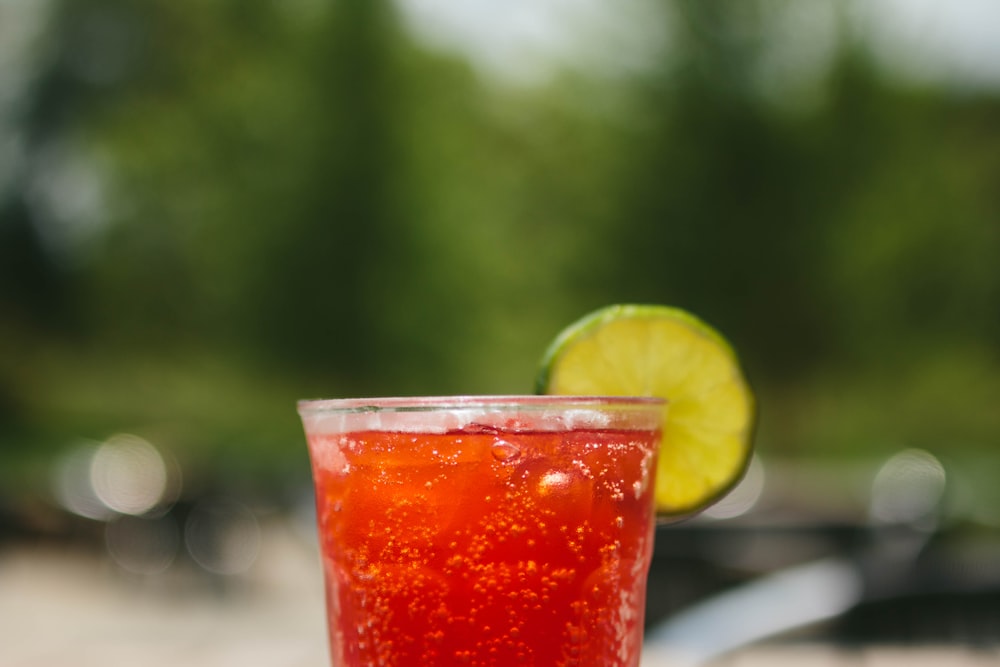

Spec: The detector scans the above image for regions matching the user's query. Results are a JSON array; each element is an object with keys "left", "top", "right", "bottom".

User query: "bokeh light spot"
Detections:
[
  {"left": 870, "top": 448, "right": 947, "bottom": 525},
  {"left": 90, "top": 434, "right": 168, "bottom": 516},
  {"left": 52, "top": 441, "right": 115, "bottom": 521},
  {"left": 104, "top": 514, "right": 180, "bottom": 575},
  {"left": 703, "top": 456, "right": 766, "bottom": 521},
  {"left": 185, "top": 499, "right": 261, "bottom": 576}
]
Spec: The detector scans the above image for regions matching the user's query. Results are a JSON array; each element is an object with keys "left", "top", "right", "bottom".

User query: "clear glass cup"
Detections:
[{"left": 298, "top": 395, "right": 664, "bottom": 667}]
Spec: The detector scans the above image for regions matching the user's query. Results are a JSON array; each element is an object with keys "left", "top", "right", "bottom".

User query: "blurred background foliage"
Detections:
[{"left": 2, "top": 0, "right": 999, "bottom": 512}]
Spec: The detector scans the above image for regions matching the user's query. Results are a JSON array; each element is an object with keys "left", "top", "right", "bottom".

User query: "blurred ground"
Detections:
[
  {"left": 1, "top": 518, "right": 326, "bottom": 667},
  {"left": 3, "top": 518, "right": 999, "bottom": 667}
]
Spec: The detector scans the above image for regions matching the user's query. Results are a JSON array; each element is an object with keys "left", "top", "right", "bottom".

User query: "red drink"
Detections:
[{"left": 299, "top": 396, "right": 662, "bottom": 667}]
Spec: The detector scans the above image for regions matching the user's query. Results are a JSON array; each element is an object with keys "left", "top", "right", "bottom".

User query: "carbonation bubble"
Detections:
[{"left": 491, "top": 440, "right": 521, "bottom": 462}]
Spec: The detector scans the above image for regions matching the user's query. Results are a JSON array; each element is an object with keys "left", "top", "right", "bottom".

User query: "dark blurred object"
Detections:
[{"left": 644, "top": 449, "right": 1000, "bottom": 663}]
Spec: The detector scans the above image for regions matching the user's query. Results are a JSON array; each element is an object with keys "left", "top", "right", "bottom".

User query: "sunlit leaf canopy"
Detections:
[{"left": 2, "top": 0, "right": 1000, "bottom": 497}]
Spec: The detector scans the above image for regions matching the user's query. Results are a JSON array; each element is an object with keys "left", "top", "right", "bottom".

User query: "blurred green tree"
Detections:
[{"left": 2, "top": 0, "right": 999, "bottom": 496}]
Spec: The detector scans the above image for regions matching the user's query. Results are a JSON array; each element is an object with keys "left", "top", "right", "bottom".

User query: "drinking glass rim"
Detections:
[{"left": 297, "top": 395, "right": 665, "bottom": 415}]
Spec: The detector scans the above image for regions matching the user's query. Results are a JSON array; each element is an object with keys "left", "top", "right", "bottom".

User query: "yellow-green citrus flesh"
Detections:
[{"left": 536, "top": 304, "right": 756, "bottom": 517}]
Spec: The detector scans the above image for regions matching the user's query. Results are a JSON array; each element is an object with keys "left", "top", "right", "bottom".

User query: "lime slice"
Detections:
[{"left": 536, "top": 304, "right": 756, "bottom": 517}]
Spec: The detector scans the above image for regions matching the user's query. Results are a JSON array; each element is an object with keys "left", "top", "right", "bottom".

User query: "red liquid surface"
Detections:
[{"left": 309, "top": 425, "right": 659, "bottom": 667}]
